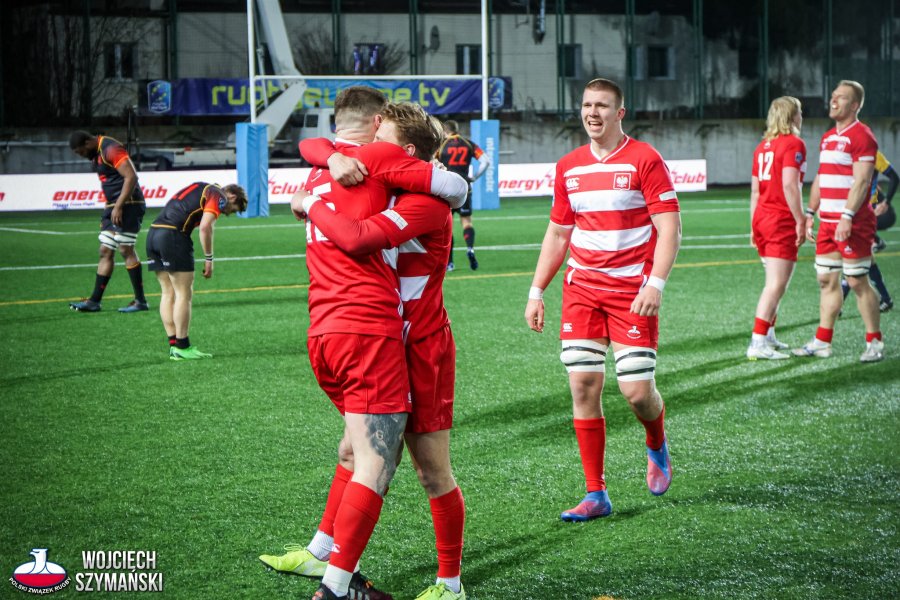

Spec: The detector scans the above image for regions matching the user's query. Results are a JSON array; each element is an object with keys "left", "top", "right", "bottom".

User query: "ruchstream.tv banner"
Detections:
[
  {"left": 0, "top": 160, "right": 706, "bottom": 212},
  {"left": 143, "top": 77, "right": 512, "bottom": 116}
]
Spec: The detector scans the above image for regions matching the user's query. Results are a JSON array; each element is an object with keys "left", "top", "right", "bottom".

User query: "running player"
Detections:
[
  {"left": 68, "top": 131, "right": 149, "bottom": 313},
  {"left": 524, "top": 78, "right": 681, "bottom": 521},
  {"left": 437, "top": 120, "right": 491, "bottom": 271},
  {"left": 145, "top": 182, "right": 247, "bottom": 360},
  {"left": 796, "top": 80, "right": 884, "bottom": 362},
  {"left": 746, "top": 97, "right": 807, "bottom": 360},
  {"left": 295, "top": 104, "right": 466, "bottom": 600}
]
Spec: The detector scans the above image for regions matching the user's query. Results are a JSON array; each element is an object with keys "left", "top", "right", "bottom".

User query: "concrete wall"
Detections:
[{"left": 5, "top": 119, "right": 899, "bottom": 186}]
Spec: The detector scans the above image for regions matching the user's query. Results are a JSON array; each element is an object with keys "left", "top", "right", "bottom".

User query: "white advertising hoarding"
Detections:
[{"left": 0, "top": 160, "right": 706, "bottom": 212}]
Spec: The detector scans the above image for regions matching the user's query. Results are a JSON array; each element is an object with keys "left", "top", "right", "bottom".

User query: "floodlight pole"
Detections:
[
  {"left": 247, "top": 0, "right": 257, "bottom": 123},
  {"left": 481, "top": 0, "right": 488, "bottom": 119}
]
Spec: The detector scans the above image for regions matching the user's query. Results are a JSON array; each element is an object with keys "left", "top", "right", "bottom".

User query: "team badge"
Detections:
[
  {"left": 565, "top": 177, "right": 579, "bottom": 191},
  {"left": 147, "top": 80, "right": 172, "bottom": 114},
  {"left": 11, "top": 548, "right": 71, "bottom": 594},
  {"left": 613, "top": 173, "right": 632, "bottom": 190},
  {"left": 626, "top": 324, "right": 641, "bottom": 339},
  {"left": 795, "top": 152, "right": 803, "bottom": 164}
]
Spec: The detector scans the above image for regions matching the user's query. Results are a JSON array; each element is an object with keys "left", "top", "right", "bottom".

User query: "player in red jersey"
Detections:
[
  {"left": 68, "top": 131, "right": 149, "bottom": 313},
  {"left": 795, "top": 80, "right": 884, "bottom": 363},
  {"left": 437, "top": 120, "right": 491, "bottom": 271},
  {"left": 524, "top": 78, "right": 682, "bottom": 522},
  {"left": 258, "top": 88, "right": 466, "bottom": 600},
  {"left": 746, "top": 97, "right": 807, "bottom": 360},
  {"left": 297, "top": 103, "right": 466, "bottom": 600},
  {"left": 145, "top": 182, "right": 247, "bottom": 360}
]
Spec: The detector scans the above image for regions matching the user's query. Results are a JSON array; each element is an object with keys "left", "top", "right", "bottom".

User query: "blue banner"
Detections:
[{"left": 141, "top": 77, "right": 512, "bottom": 116}]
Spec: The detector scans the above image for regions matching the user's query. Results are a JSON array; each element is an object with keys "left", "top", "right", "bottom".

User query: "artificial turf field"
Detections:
[{"left": 1, "top": 188, "right": 897, "bottom": 600}]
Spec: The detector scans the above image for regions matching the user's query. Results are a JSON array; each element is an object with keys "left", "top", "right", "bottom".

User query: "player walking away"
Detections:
[
  {"left": 145, "top": 182, "right": 246, "bottom": 360},
  {"left": 796, "top": 80, "right": 884, "bottom": 363},
  {"left": 840, "top": 150, "right": 896, "bottom": 312},
  {"left": 438, "top": 120, "right": 491, "bottom": 271},
  {"left": 524, "top": 78, "right": 681, "bottom": 521},
  {"left": 68, "top": 131, "right": 149, "bottom": 313},
  {"left": 257, "top": 87, "right": 466, "bottom": 600},
  {"left": 290, "top": 105, "right": 466, "bottom": 600},
  {"left": 746, "top": 97, "right": 807, "bottom": 360}
]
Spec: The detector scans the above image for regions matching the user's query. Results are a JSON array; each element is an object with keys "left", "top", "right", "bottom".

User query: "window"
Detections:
[
  {"left": 351, "top": 43, "right": 385, "bottom": 75},
  {"left": 104, "top": 43, "right": 136, "bottom": 81},
  {"left": 561, "top": 44, "right": 582, "bottom": 79},
  {"left": 647, "top": 46, "right": 673, "bottom": 79},
  {"left": 456, "top": 45, "right": 481, "bottom": 75}
]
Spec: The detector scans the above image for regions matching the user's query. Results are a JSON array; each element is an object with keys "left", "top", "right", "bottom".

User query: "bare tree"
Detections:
[{"left": 4, "top": 4, "right": 157, "bottom": 125}]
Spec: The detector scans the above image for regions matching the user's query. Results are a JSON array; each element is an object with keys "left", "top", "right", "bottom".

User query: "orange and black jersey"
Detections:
[
  {"left": 93, "top": 136, "right": 144, "bottom": 206},
  {"left": 437, "top": 134, "right": 485, "bottom": 179},
  {"left": 152, "top": 183, "right": 225, "bottom": 235}
]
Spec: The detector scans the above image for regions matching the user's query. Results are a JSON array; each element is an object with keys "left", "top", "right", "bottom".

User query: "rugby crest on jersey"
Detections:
[{"left": 566, "top": 177, "right": 580, "bottom": 191}]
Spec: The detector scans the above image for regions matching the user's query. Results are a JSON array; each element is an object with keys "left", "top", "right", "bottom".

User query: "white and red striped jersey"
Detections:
[
  {"left": 816, "top": 120, "right": 878, "bottom": 223},
  {"left": 551, "top": 137, "right": 680, "bottom": 293},
  {"left": 371, "top": 193, "right": 452, "bottom": 343},
  {"left": 304, "top": 141, "right": 434, "bottom": 340},
  {"left": 751, "top": 134, "right": 807, "bottom": 218}
]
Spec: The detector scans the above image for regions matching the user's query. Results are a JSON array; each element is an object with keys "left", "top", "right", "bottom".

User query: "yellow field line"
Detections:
[{"left": 1, "top": 251, "right": 897, "bottom": 307}]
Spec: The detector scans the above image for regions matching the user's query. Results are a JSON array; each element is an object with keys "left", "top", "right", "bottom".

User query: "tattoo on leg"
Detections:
[{"left": 364, "top": 413, "right": 407, "bottom": 493}]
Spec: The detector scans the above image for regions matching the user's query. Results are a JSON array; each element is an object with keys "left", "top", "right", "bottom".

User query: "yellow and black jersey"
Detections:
[
  {"left": 870, "top": 151, "right": 898, "bottom": 205},
  {"left": 152, "top": 183, "right": 225, "bottom": 235},
  {"left": 93, "top": 136, "right": 144, "bottom": 206}
]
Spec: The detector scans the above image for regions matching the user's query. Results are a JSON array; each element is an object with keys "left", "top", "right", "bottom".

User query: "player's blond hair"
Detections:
[
  {"left": 584, "top": 78, "right": 624, "bottom": 109},
  {"left": 836, "top": 80, "right": 865, "bottom": 111},
  {"left": 333, "top": 86, "right": 388, "bottom": 129},
  {"left": 763, "top": 96, "right": 802, "bottom": 141},
  {"left": 382, "top": 102, "right": 444, "bottom": 161}
]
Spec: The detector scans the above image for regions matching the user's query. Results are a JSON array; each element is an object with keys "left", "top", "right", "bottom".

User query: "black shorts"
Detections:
[
  {"left": 877, "top": 204, "right": 896, "bottom": 231},
  {"left": 101, "top": 203, "right": 146, "bottom": 234},
  {"left": 451, "top": 186, "right": 473, "bottom": 217},
  {"left": 146, "top": 227, "right": 195, "bottom": 272}
]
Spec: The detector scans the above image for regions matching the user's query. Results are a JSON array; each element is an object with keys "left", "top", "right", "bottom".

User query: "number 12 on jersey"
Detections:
[{"left": 757, "top": 151, "right": 774, "bottom": 181}]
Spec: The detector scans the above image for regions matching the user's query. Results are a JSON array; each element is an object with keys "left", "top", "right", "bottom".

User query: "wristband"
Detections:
[
  {"left": 204, "top": 254, "right": 214, "bottom": 262},
  {"left": 804, "top": 208, "right": 815, "bottom": 218},
  {"left": 302, "top": 194, "right": 322, "bottom": 214},
  {"left": 528, "top": 286, "right": 544, "bottom": 300},
  {"left": 646, "top": 276, "right": 666, "bottom": 292},
  {"left": 841, "top": 208, "right": 855, "bottom": 220}
]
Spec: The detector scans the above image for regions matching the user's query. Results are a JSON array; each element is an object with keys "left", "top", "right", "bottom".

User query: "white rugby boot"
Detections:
[
  {"left": 792, "top": 338, "right": 833, "bottom": 358},
  {"left": 747, "top": 341, "right": 790, "bottom": 360},
  {"left": 859, "top": 338, "right": 885, "bottom": 363}
]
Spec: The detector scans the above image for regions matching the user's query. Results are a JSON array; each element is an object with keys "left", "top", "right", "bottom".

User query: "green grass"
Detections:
[{"left": 0, "top": 188, "right": 898, "bottom": 599}]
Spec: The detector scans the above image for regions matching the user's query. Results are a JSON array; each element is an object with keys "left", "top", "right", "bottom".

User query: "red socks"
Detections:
[
  {"left": 816, "top": 327, "right": 834, "bottom": 344},
  {"left": 866, "top": 331, "right": 883, "bottom": 343},
  {"left": 329, "top": 481, "right": 384, "bottom": 572},
  {"left": 319, "top": 464, "right": 353, "bottom": 536},
  {"left": 753, "top": 317, "right": 771, "bottom": 336},
  {"left": 638, "top": 405, "right": 666, "bottom": 451},
  {"left": 430, "top": 487, "right": 465, "bottom": 579},
  {"left": 573, "top": 418, "right": 606, "bottom": 492}
]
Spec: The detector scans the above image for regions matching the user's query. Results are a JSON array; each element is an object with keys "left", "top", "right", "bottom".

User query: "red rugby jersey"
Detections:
[
  {"left": 751, "top": 134, "right": 807, "bottom": 218},
  {"left": 816, "top": 120, "right": 878, "bottom": 223},
  {"left": 303, "top": 140, "right": 435, "bottom": 340},
  {"left": 305, "top": 192, "right": 451, "bottom": 344},
  {"left": 552, "top": 136, "right": 680, "bottom": 293}
]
